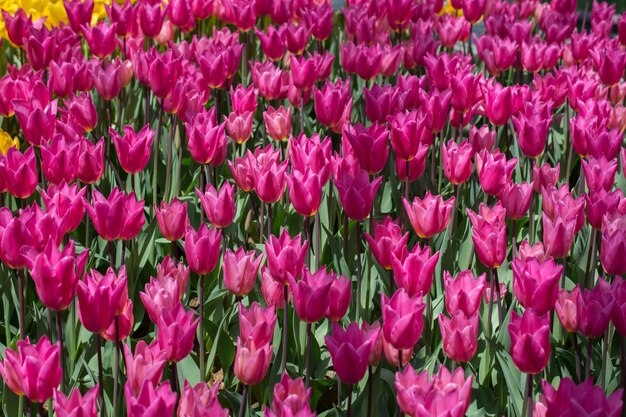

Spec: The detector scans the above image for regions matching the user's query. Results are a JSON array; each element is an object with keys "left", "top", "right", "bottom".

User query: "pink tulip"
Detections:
[
  {"left": 183, "top": 224, "right": 222, "bottom": 276},
  {"left": 513, "top": 100, "right": 553, "bottom": 158},
  {"left": 123, "top": 341, "right": 166, "bottom": 395},
  {"left": 541, "top": 378, "right": 623, "bottom": 416},
  {"left": 342, "top": 122, "right": 389, "bottom": 175},
  {"left": 532, "top": 162, "right": 560, "bottom": 193},
  {"left": 578, "top": 278, "right": 614, "bottom": 339},
  {"left": 289, "top": 54, "right": 317, "bottom": 92},
  {"left": 283, "top": 23, "right": 310, "bottom": 55},
  {"left": 555, "top": 286, "right": 581, "bottom": 333},
  {"left": 439, "top": 311, "right": 479, "bottom": 363},
  {"left": 475, "top": 150, "right": 517, "bottom": 196},
  {"left": 485, "top": 83, "right": 514, "bottom": 126},
  {"left": 313, "top": 79, "right": 352, "bottom": 134},
  {"left": 542, "top": 213, "right": 576, "bottom": 259},
  {"left": 63, "top": 0, "right": 94, "bottom": 33},
  {"left": 54, "top": 385, "right": 99, "bottom": 417},
  {"left": 0, "top": 336, "right": 62, "bottom": 403},
  {"left": 601, "top": 214, "right": 626, "bottom": 275},
  {"left": 77, "top": 267, "right": 127, "bottom": 334},
  {"left": 66, "top": 92, "right": 98, "bottom": 133},
  {"left": 105, "top": 0, "right": 133, "bottom": 37},
  {"left": 224, "top": 111, "right": 254, "bottom": 144},
  {"left": 233, "top": 336, "right": 273, "bottom": 386},
  {"left": 223, "top": 247, "right": 263, "bottom": 297},
  {"left": 12, "top": 97, "right": 57, "bottom": 147},
  {"left": 83, "top": 188, "right": 145, "bottom": 241},
  {"left": 41, "top": 182, "right": 86, "bottom": 233},
  {"left": 442, "top": 140, "right": 473, "bottom": 185},
  {"left": 256, "top": 26, "right": 285, "bottom": 61},
  {"left": 261, "top": 267, "right": 287, "bottom": 309},
  {"left": 289, "top": 133, "right": 332, "bottom": 185},
  {"left": 124, "top": 380, "right": 177, "bottom": 417},
  {"left": 265, "top": 373, "right": 315, "bottom": 417},
  {"left": 508, "top": 309, "right": 551, "bottom": 374},
  {"left": 395, "top": 366, "right": 473, "bottom": 417},
  {"left": 1, "top": 9, "right": 33, "bottom": 47},
  {"left": 3, "top": 147, "right": 38, "bottom": 199},
  {"left": 23, "top": 240, "right": 88, "bottom": 311},
  {"left": 156, "top": 304, "right": 199, "bottom": 363},
  {"left": 334, "top": 161, "right": 382, "bottom": 222},
  {"left": 255, "top": 159, "right": 288, "bottom": 204},
  {"left": 156, "top": 256, "right": 189, "bottom": 297},
  {"left": 383, "top": 331, "right": 413, "bottom": 368},
  {"left": 239, "top": 302, "right": 277, "bottom": 347},
  {"left": 498, "top": 181, "right": 533, "bottom": 220},
  {"left": 388, "top": 110, "right": 427, "bottom": 161},
  {"left": 154, "top": 198, "right": 189, "bottom": 241},
  {"left": 512, "top": 256, "right": 562, "bottom": 315},
  {"left": 469, "top": 124, "right": 496, "bottom": 154},
  {"left": 394, "top": 144, "right": 429, "bottom": 183},
  {"left": 263, "top": 105, "right": 291, "bottom": 142},
  {"left": 364, "top": 217, "right": 408, "bottom": 270},
  {"left": 590, "top": 48, "right": 626, "bottom": 86},
  {"left": 0, "top": 210, "right": 33, "bottom": 270},
  {"left": 325, "top": 321, "right": 377, "bottom": 385},
  {"left": 586, "top": 189, "right": 623, "bottom": 230},
  {"left": 444, "top": 270, "right": 486, "bottom": 317},
  {"left": 40, "top": 136, "right": 79, "bottom": 185},
  {"left": 582, "top": 156, "right": 618, "bottom": 192},
  {"left": 230, "top": 85, "right": 258, "bottom": 114},
  {"left": 111, "top": 124, "right": 155, "bottom": 174},
  {"left": 265, "top": 230, "right": 308, "bottom": 284},
  {"left": 178, "top": 381, "right": 229, "bottom": 417},
  {"left": 289, "top": 267, "right": 334, "bottom": 323},
  {"left": 81, "top": 21, "right": 117, "bottom": 58},
  {"left": 467, "top": 202, "right": 507, "bottom": 269},
  {"left": 381, "top": 288, "right": 425, "bottom": 351},
  {"left": 250, "top": 61, "right": 289, "bottom": 101},
  {"left": 229, "top": 152, "right": 257, "bottom": 192},
  {"left": 403, "top": 192, "right": 455, "bottom": 239},
  {"left": 285, "top": 168, "right": 323, "bottom": 217},
  {"left": 325, "top": 273, "right": 352, "bottom": 322},
  {"left": 196, "top": 182, "right": 235, "bottom": 229},
  {"left": 390, "top": 244, "right": 439, "bottom": 298},
  {"left": 77, "top": 138, "right": 104, "bottom": 184},
  {"left": 101, "top": 297, "right": 133, "bottom": 342}
]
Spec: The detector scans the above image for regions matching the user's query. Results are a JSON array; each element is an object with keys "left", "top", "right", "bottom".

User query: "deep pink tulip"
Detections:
[
  {"left": 512, "top": 256, "right": 562, "bottom": 315},
  {"left": 154, "top": 198, "right": 189, "bottom": 241},
  {"left": 197, "top": 50, "right": 228, "bottom": 90},
  {"left": 263, "top": 105, "right": 291, "bottom": 142},
  {"left": 462, "top": 0, "right": 485, "bottom": 23},
  {"left": 395, "top": 144, "right": 429, "bottom": 183},
  {"left": 54, "top": 385, "right": 99, "bottom": 417},
  {"left": 313, "top": 79, "right": 352, "bottom": 134},
  {"left": 513, "top": 101, "right": 553, "bottom": 158},
  {"left": 256, "top": 26, "right": 285, "bottom": 61},
  {"left": 90, "top": 59, "right": 124, "bottom": 101},
  {"left": 183, "top": 224, "right": 222, "bottom": 276},
  {"left": 3, "top": 147, "right": 38, "bottom": 199},
  {"left": 254, "top": 159, "right": 288, "bottom": 203},
  {"left": 228, "top": 152, "right": 257, "bottom": 192},
  {"left": 467, "top": 202, "right": 507, "bottom": 269},
  {"left": 403, "top": 192, "right": 455, "bottom": 239},
  {"left": 555, "top": 286, "right": 581, "bottom": 333},
  {"left": 250, "top": 61, "right": 289, "bottom": 101},
  {"left": 77, "top": 268, "right": 126, "bottom": 334},
  {"left": 289, "top": 133, "right": 332, "bottom": 184},
  {"left": 265, "top": 373, "right": 315, "bottom": 417},
  {"left": 0, "top": 336, "right": 62, "bottom": 403},
  {"left": 41, "top": 182, "right": 86, "bottom": 233},
  {"left": 444, "top": 270, "right": 486, "bottom": 317},
  {"left": 179, "top": 381, "right": 229, "bottom": 417},
  {"left": 12, "top": 97, "right": 57, "bottom": 147},
  {"left": 390, "top": 244, "right": 439, "bottom": 298},
  {"left": 66, "top": 92, "right": 98, "bottom": 133},
  {"left": 83, "top": 188, "right": 145, "bottom": 241},
  {"left": 148, "top": 51, "right": 181, "bottom": 100},
  {"left": 578, "top": 278, "right": 614, "bottom": 339},
  {"left": 0, "top": 210, "right": 33, "bottom": 270},
  {"left": 542, "top": 213, "right": 576, "bottom": 259},
  {"left": 439, "top": 311, "right": 479, "bottom": 363},
  {"left": 381, "top": 288, "right": 426, "bottom": 351},
  {"left": 233, "top": 336, "right": 273, "bottom": 385},
  {"left": 508, "top": 309, "right": 551, "bottom": 374},
  {"left": 138, "top": 2, "right": 167, "bottom": 38},
  {"left": 111, "top": 124, "right": 155, "bottom": 174},
  {"left": 196, "top": 182, "right": 235, "bottom": 229},
  {"left": 442, "top": 140, "right": 473, "bottom": 185},
  {"left": 40, "top": 136, "right": 79, "bottom": 185},
  {"left": 230, "top": 85, "right": 258, "bottom": 114},
  {"left": 325, "top": 321, "right": 377, "bottom": 385},
  {"left": 364, "top": 217, "right": 409, "bottom": 270},
  {"left": 285, "top": 169, "right": 323, "bottom": 217},
  {"left": 289, "top": 54, "right": 316, "bottom": 92},
  {"left": 23, "top": 240, "right": 87, "bottom": 311},
  {"left": 383, "top": 330, "right": 413, "bottom": 368},
  {"left": 586, "top": 189, "right": 623, "bottom": 230},
  {"left": 395, "top": 366, "right": 473, "bottom": 417},
  {"left": 105, "top": 0, "right": 133, "bottom": 37},
  {"left": 63, "top": 0, "right": 94, "bottom": 33},
  {"left": 601, "top": 214, "right": 626, "bottom": 275},
  {"left": 532, "top": 162, "right": 560, "bottom": 193},
  {"left": 223, "top": 247, "right": 263, "bottom": 297},
  {"left": 475, "top": 150, "right": 517, "bottom": 196},
  {"left": 123, "top": 341, "right": 166, "bottom": 395},
  {"left": 185, "top": 109, "right": 227, "bottom": 166},
  {"left": 101, "top": 297, "right": 133, "bottom": 342},
  {"left": 541, "top": 378, "right": 623, "bottom": 417},
  {"left": 265, "top": 230, "right": 308, "bottom": 284},
  {"left": 342, "top": 122, "right": 389, "bottom": 175},
  {"left": 125, "top": 380, "right": 177, "bottom": 417},
  {"left": 498, "top": 181, "right": 533, "bottom": 220},
  {"left": 582, "top": 156, "right": 618, "bottom": 193},
  {"left": 239, "top": 302, "right": 277, "bottom": 347},
  {"left": 469, "top": 124, "right": 496, "bottom": 154},
  {"left": 283, "top": 23, "right": 310, "bottom": 55},
  {"left": 325, "top": 273, "right": 351, "bottom": 322},
  {"left": 81, "top": 21, "right": 117, "bottom": 58},
  {"left": 224, "top": 111, "right": 254, "bottom": 144},
  {"left": 362, "top": 321, "right": 384, "bottom": 366},
  {"left": 289, "top": 267, "right": 334, "bottom": 323},
  {"left": 541, "top": 184, "right": 585, "bottom": 232},
  {"left": 388, "top": 110, "right": 427, "bottom": 161},
  {"left": 77, "top": 138, "right": 104, "bottom": 184},
  {"left": 261, "top": 267, "right": 287, "bottom": 309},
  {"left": 1, "top": 9, "right": 35, "bottom": 47},
  {"left": 156, "top": 303, "right": 199, "bottom": 363},
  {"left": 334, "top": 162, "right": 382, "bottom": 222},
  {"left": 24, "top": 26, "right": 56, "bottom": 70},
  {"left": 485, "top": 83, "right": 514, "bottom": 126},
  {"left": 590, "top": 48, "right": 626, "bottom": 86},
  {"left": 612, "top": 277, "right": 626, "bottom": 336}
]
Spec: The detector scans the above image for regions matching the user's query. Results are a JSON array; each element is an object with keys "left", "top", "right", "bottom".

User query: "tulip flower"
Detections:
[
  {"left": 233, "top": 336, "right": 273, "bottom": 386},
  {"left": 485, "top": 83, "right": 514, "bottom": 126},
  {"left": 512, "top": 256, "right": 563, "bottom": 315},
  {"left": 395, "top": 366, "right": 473, "bottom": 417},
  {"left": 586, "top": 189, "right": 623, "bottom": 230},
  {"left": 261, "top": 267, "right": 288, "bottom": 309},
  {"left": 154, "top": 198, "right": 189, "bottom": 242},
  {"left": 325, "top": 322, "right": 377, "bottom": 385},
  {"left": 54, "top": 385, "right": 99, "bottom": 417},
  {"left": 542, "top": 213, "right": 576, "bottom": 259},
  {"left": 442, "top": 140, "right": 473, "bottom": 185},
  {"left": 439, "top": 311, "right": 479, "bottom": 363},
  {"left": 265, "top": 373, "right": 315, "bottom": 417},
  {"left": 508, "top": 309, "right": 551, "bottom": 374},
  {"left": 66, "top": 92, "right": 98, "bottom": 133},
  {"left": 578, "top": 278, "right": 614, "bottom": 339},
  {"left": 600, "top": 213, "right": 626, "bottom": 276},
  {"left": 284, "top": 23, "right": 310, "bottom": 55},
  {"left": 582, "top": 156, "right": 618, "bottom": 193},
  {"left": 250, "top": 61, "right": 289, "bottom": 101},
  {"left": 1, "top": 9, "right": 33, "bottom": 47},
  {"left": 77, "top": 268, "right": 126, "bottom": 334},
  {"left": 334, "top": 163, "right": 382, "bottom": 222},
  {"left": 83, "top": 188, "right": 145, "bottom": 241},
  {"left": 611, "top": 277, "right": 626, "bottom": 337},
  {"left": 362, "top": 321, "right": 384, "bottom": 366},
  {"left": 469, "top": 124, "right": 496, "bottom": 154},
  {"left": 475, "top": 150, "right": 517, "bottom": 196},
  {"left": 555, "top": 286, "right": 581, "bottom": 333},
  {"left": 239, "top": 302, "right": 277, "bottom": 347},
  {"left": 313, "top": 79, "right": 352, "bottom": 134},
  {"left": 467, "top": 202, "right": 507, "bottom": 269},
  {"left": 12, "top": 97, "right": 57, "bottom": 147},
  {"left": 111, "top": 124, "right": 155, "bottom": 174},
  {"left": 325, "top": 273, "right": 352, "bottom": 322},
  {"left": 541, "top": 378, "right": 623, "bottom": 417},
  {"left": 179, "top": 381, "right": 229, "bottom": 417},
  {"left": 289, "top": 268, "right": 334, "bottom": 323},
  {"left": 255, "top": 160, "right": 288, "bottom": 204},
  {"left": 0, "top": 336, "right": 62, "bottom": 403},
  {"left": 381, "top": 288, "right": 426, "bottom": 352},
  {"left": 156, "top": 304, "right": 199, "bottom": 363},
  {"left": 77, "top": 138, "right": 105, "bottom": 184},
  {"left": 123, "top": 341, "right": 166, "bottom": 395},
  {"left": 388, "top": 110, "right": 427, "bottom": 162},
  {"left": 390, "top": 244, "right": 439, "bottom": 298},
  {"left": 41, "top": 182, "right": 86, "bottom": 233},
  {"left": 223, "top": 247, "right": 263, "bottom": 297},
  {"left": 342, "top": 122, "right": 389, "bottom": 175},
  {"left": 140, "top": 274, "right": 181, "bottom": 324},
  {"left": 40, "top": 136, "right": 79, "bottom": 185},
  {"left": 289, "top": 133, "right": 332, "bottom": 184},
  {"left": 196, "top": 182, "right": 235, "bottom": 229},
  {"left": 224, "top": 111, "right": 254, "bottom": 144},
  {"left": 532, "top": 162, "right": 560, "bottom": 193},
  {"left": 403, "top": 192, "right": 455, "bottom": 239},
  {"left": 285, "top": 168, "right": 323, "bottom": 217},
  {"left": 124, "top": 380, "right": 177, "bottom": 417},
  {"left": 263, "top": 105, "right": 291, "bottom": 142},
  {"left": 498, "top": 181, "right": 533, "bottom": 220},
  {"left": 3, "top": 147, "right": 38, "bottom": 199},
  {"left": 183, "top": 224, "right": 222, "bottom": 276},
  {"left": 513, "top": 101, "right": 553, "bottom": 158},
  {"left": 394, "top": 144, "right": 429, "bottom": 183},
  {"left": 156, "top": 256, "right": 189, "bottom": 297},
  {"left": 444, "top": 270, "right": 486, "bottom": 317},
  {"left": 0, "top": 210, "right": 33, "bottom": 270},
  {"left": 23, "top": 240, "right": 88, "bottom": 312},
  {"left": 590, "top": 48, "right": 626, "bottom": 86},
  {"left": 82, "top": 21, "right": 118, "bottom": 58},
  {"left": 265, "top": 230, "right": 308, "bottom": 284},
  {"left": 364, "top": 217, "right": 409, "bottom": 270},
  {"left": 185, "top": 110, "right": 227, "bottom": 166}
]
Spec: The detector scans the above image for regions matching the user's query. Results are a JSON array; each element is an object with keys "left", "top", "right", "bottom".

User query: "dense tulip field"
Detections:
[{"left": 1, "top": 0, "right": 626, "bottom": 416}]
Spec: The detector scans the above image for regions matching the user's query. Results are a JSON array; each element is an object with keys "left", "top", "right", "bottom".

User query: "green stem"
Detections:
[
  {"left": 152, "top": 101, "right": 164, "bottom": 204},
  {"left": 199, "top": 276, "right": 205, "bottom": 380}
]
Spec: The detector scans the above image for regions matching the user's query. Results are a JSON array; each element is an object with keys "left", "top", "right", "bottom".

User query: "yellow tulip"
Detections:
[{"left": 0, "top": 129, "right": 19, "bottom": 155}]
